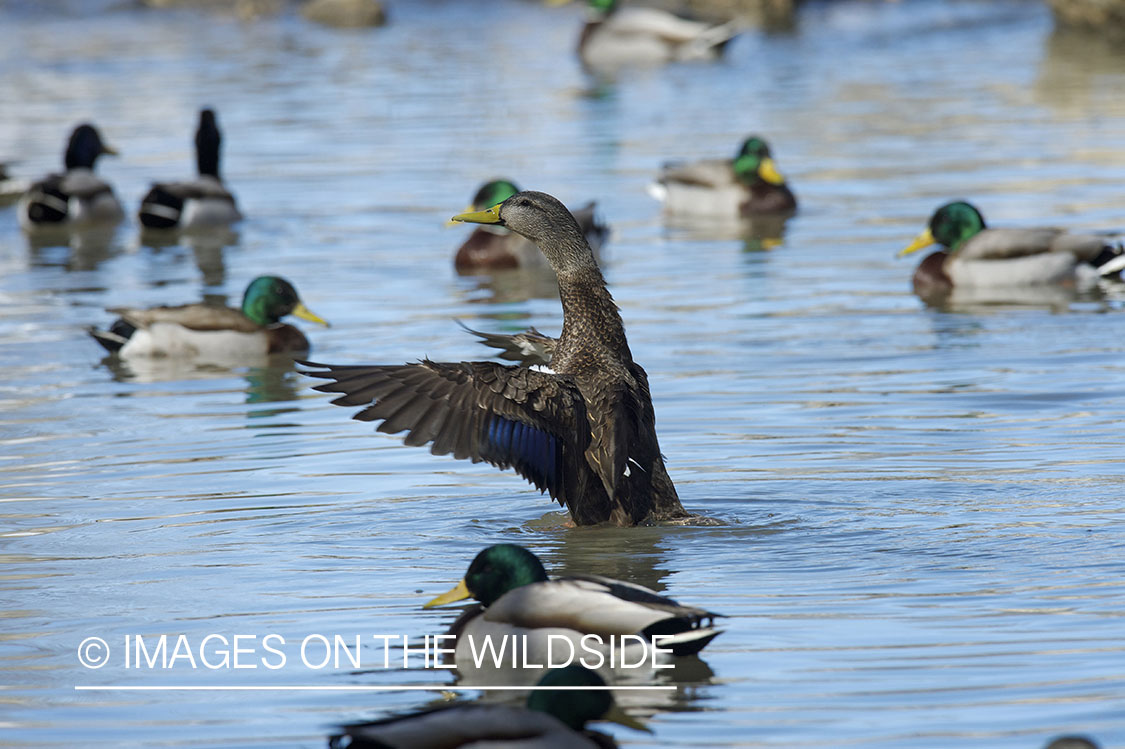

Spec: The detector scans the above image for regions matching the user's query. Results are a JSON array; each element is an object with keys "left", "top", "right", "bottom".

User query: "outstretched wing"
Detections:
[
  {"left": 458, "top": 321, "right": 557, "bottom": 367},
  {"left": 301, "top": 359, "right": 588, "bottom": 507}
]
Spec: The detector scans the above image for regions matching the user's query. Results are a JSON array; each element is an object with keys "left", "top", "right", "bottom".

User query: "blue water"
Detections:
[{"left": 1, "top": 0, "right": 1124, "bottom": 746}]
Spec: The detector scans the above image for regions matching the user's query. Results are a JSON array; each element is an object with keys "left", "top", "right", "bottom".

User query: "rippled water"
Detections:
[{"left": 2, "top": 0, "right": 1125, "bottom": 746}]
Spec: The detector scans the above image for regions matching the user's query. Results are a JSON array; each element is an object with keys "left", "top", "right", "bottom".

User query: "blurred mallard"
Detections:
[
  {"left": 304, "top": 191, "right": 687, "bottom": 526},
  {"left": 570, "top": 0, "right": 739, "bottom": 69},
  {"left": 88, "top": 275, "right": 328, "bottom": 359},
  {"left": 329, "top": 664, "right": 644, "bottom": 748},
  {"left": 424, "top": 544, "right": 722, "bottom": 664},
  {"left": 898, "top": 201, "right": 1125, "bottom": 296},
  {"left": 454, "top": 179, "right": 608, "bottom": 272},
  {"left": 648, "top": 135, "right": 797, "bottom": 218},
  {"left": 139, "top": 109, "right": 241, "bottom": 231},
  {"left": 18, "top": 124, "right": 124, "bottom": 230}
]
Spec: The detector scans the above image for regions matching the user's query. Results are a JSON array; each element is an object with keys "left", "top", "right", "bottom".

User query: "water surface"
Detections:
[{"left": 1, "top": 1, "right": 1124, "bottom": 746}]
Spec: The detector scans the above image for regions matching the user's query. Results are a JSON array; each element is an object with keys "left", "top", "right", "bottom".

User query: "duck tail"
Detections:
[
  {"left": 651, "top": 626, "right": 723, "bottom": 657},
  {"left": 691, "top": 19, "right": 739, "bottom": 54},
  {"left": 645, "top": 181, "right": 668, "bottom": 204},
  {"left": 23, "top": 182, "right": 70, "bottom": 224},
  {"left": 87, "top": 319, "right": 136, "bottom": 353},
  {"left": 138, "top": 185, "right": 184, "bottom": 229},
  {"left": 1093, "top": 242, "right": 1125, "bottom": 277}
]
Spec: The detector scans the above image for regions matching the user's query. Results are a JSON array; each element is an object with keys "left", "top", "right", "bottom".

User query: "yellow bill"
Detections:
[
  {"left": 604, "top": 703, "right": 651, "bottom": 733},
  {"left": 451, "top": 204, "right": 503, "bottom": 225},
  {"left": 102, "top": 143, "right": 120, "bottom": 156},
  {"left": 445, "top": 204, "right": 475, "bottom": 228},
  {"left": 423, "top": 578, "right": 471, "bottom": 608},
  {"left": 757, "top": 157, "right": 785, "bottom": 186},
  {"left": 898, "top": 227, "right": 936, "bottom": 258},
  {"left": 292, "top": 302, "right": 330, "bottom": 327}
]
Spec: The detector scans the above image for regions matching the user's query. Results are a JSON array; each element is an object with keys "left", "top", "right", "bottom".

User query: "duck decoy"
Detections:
[
  {"left": 898, "top": 201, "right": 1125, "bottom": 298},
  {"left": 329, "top": 664, "right": 645, "bottom": 748},
  {"left": 303, "top": 190, "right": 688, "bottom": 526},
  {"left": 88, "top": 275, "right": 328, "bottom": 359},
  {"left": 570, "top": 0, "right": 739, "bottom": 69},
  {"left": 648, "top": 135, "right": 796, "bottom": 218},
  {"left": 19, "top": 124, "right": 124, "bottom": 230},
  {"left": 139, "top": 109, "right": 241, "bottom": 230},
  {"left": 454, "top": 179, "right": 608, "bottom": 273},
  {"left": 425, "top": 544, "right": 722, "bottom": 662}
]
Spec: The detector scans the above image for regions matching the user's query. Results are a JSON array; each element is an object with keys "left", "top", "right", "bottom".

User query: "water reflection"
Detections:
[
  {"left": 24, "top": 225, "right": 123, "bottom": 271},
  {"left": 663, "top": 212, "right": 792, "bottom": 248},
  {"left": 140, "top": 226, "right": 239, "bottom": 287},
  {"left": 1036, "top": 27, "right": 1125, "bottom": 116}
]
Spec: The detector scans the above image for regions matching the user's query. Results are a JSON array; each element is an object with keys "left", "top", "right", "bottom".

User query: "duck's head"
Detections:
[
  {"left": 527, "top": 665, "right": 649, "bottom": 733},
  {"left": 64, "top": 124, "right": 117, "bottom": 170},
  {"left": 733, "top": 136, "right": 785, "bottom": 187},
  {"left": 451, "top": 190, "right": 597, "bottom": 274},
  {"left": 472, "top": 179, "right": 520, "bottom": 210},
  {"left": 196, "top": 108, "right": 222, "bottom": 180},
  {"left": 424, "top": 544, "right": 548, "bottom": 608},
  {"left": 446, "top": 179, "right": 520, "bottom": 228},
  {"left": 241, "top": 276, "right": 329, "bottom": 327},
  {"left": 899, "top": 201, "right": 986, "bottom": 257}
]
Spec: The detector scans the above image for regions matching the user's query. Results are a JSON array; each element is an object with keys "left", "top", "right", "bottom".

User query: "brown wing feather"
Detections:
[
  {"left": 109, "top": 303, "right": 260, "bottom": 333},
  {"left": 301, "top": 360, "right": 590, "bottom": 508},
  {"left": 458, "top": 322, "right": 557, "bottom": 367}
]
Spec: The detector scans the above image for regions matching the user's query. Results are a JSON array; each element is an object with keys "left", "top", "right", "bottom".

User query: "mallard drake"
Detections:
[
  {"left": 329, "top": 665, "right": 644, "bottom": 749},
  {"left": 424, "top": 544, "right": 722, "bottom": 665},
  {"left": 898, "top": 201, "right": 1125, "bottom": 297},
  {"left": 18, "top": 124, "right": 124, "bottom": 230},
  {"left": 139, "top": 109, "right": 241, "bottom": 230},
  {"left": 303, "top": 190, "right": 687, "bottom": 526},
  {"left": 572, "top": 0, "right": 738, "bottom": 69},
  {"left": 88, "top": 275, "right": 328, "bottom": 359},
  {"left": 648, "top": 135, "right": 796, "bottom": 218},
  {"left": 454, "top": 179, "right": 608, "bottom": 273}
]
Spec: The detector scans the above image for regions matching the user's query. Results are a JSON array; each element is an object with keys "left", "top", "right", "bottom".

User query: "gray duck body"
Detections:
[{"left": 304, "top": 191, "right": 686, "bottom": 526}]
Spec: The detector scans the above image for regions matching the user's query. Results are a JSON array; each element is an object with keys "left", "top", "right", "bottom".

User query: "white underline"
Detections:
[{"left": 74, "top": 685, "right": 675, "bottom": 692}]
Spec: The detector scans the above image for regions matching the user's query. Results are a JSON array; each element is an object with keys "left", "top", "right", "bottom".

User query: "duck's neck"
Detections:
[{"left": 555, "top": 266, "right": 633, "bottom": 372}]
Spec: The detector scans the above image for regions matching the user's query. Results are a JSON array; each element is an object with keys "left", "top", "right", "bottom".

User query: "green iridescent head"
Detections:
[
  {"left": 424, "top": 544, "right": 548, "bottom": 608},
  {"left": 899, "top": 201, "right": 986, "bottom": 257},
  {"left": 472, "top": 179, "right": 520, "bottom": 211},
  {"left": 732, "top": 136, "right": 786, "bottom": 186},
  {"left": 527, "top": 666, "right": 649, "bottom": 732},
  {"left": 241, "top": 276, "right": 328, "bottom": 327},
  {"left": 588, "top": 0, "right": 617, "bottom": 14}
]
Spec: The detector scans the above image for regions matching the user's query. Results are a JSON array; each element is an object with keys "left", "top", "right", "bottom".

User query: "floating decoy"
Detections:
[
  {"left": 425, "top": 544, "right": 722, "bottom": 662},
  {"left": 19, "top": 124, "right": 124, "bottom": 230},
  {"left": 88, "top": 275, "right": 327, "bottom": 359},
  {"left": 648, "top": 135, "right": 796, "bottom": 218},
  {"left": 329, "top": 664, "right": 645, "bottom": 748},
  {"left": 898, "top": 201, "right": 1125, "bottom": 297},
  {"left": 454, "top": 179, "right": 608, "bottom": 273},
  {"left": 139, "top": 109, "right": 241, "bottom": 230},
  {"left": 303, "top": 190, "right": 688, "bottom": 526},
  {"left": 569, "top": 0, "right": 738, "bottom": 69}
]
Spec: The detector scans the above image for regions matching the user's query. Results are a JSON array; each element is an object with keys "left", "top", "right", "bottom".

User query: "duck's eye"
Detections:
[{"left": 516, "top": 198, "right": 532, "bottom": 208}]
